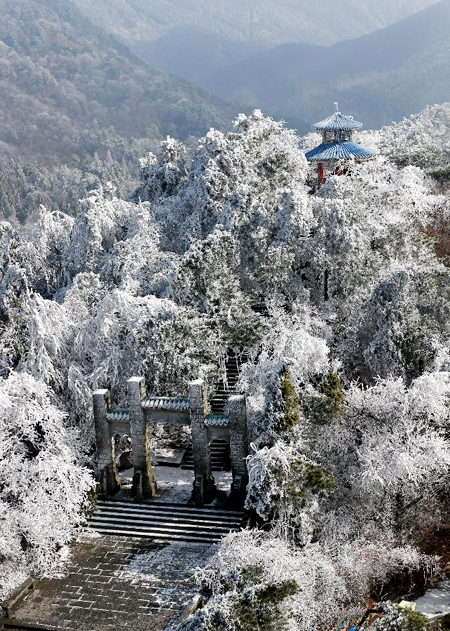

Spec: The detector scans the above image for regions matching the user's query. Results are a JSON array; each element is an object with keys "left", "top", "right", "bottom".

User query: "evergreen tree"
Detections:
[{"left": 266, "top": 365, "right": 300, "bottom": 436}]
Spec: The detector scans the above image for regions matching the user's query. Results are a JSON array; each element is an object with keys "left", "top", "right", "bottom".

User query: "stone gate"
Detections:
[{"left": 93, "top": 377, "right": 249, "bottom": 506}]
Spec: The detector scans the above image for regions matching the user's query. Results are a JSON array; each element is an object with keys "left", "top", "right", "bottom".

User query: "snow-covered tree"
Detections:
[
  {"left": 315, "top": 373, "right": 450, "bottom": 544},
  {"left": 0, "top": 372, "right": 93, "bottom": 600},
  {"left": 372, "top": 602, "right": 432, "bottom": 630},
  {"left": 246, "top": 439, "right": 335, "bottom": 543},
  {"left": 2, "top": 107, "right": 450, "bottom": 624},
  {"left": 175, "top": 530, "right": 434, "bottom": 631},
  {"left": 134, "top": 136, "right": 188, "bottom": 204}
]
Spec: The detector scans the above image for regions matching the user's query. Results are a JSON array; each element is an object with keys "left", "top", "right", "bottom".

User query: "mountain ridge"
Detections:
[
  {"left": 0, "top": 0, "right": 232, "bottom": 166},
  {"left": 201, "top": 0, "right": 450, "bottom": 131},
  {"left": 72, "top": 0, "right": 440, "bottom": 48},
  {"left": 71, "top": 0, "right": 440, "bottom": 86}
]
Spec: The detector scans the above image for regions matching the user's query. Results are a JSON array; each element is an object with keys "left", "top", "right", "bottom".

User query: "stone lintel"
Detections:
[{"left": 93, "top": 388, "right": 110, "bottom": 397}]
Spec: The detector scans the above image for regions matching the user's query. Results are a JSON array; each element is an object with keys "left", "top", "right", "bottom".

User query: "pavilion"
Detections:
[{"left": 305, "top": 103, "right": 375, "bottom": 187}]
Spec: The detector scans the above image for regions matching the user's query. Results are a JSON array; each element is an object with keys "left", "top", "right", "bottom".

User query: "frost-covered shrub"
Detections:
[
  {"left": 303, "top": 369, "right": 345, "bottom": 424},
  {"left": 135, "top": 136, "right": 188, "bottom": 204},
  {"left": 263, "top": 365, "right": 300, "bottom": 437},
  {"left": 317, "top": 374, "right": 450, "bottom": 542},
  {"left": 238, "top": 304, "right": 330, "bottom": 440},
  {"left": 372, "top": 602, "right": 432, "bottom": 630},
  {"left": 175, "top": 531, "right": 434, "bottom": 631},
  {"left": 0, "top": 372, "right": 94, "bottom": 599},
  {"left": 246, "top": 440, "right": 335, "bottom": 543},
  {"left": 171, "top": 228, "right": 267, "bottom": 350},
  {"left": 340, "top": 260, "right": 450, "bottom": 383}
]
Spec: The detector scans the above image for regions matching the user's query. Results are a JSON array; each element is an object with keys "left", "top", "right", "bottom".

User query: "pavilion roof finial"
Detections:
[{"left": 334, "top": 101, "right": 339, "bottom": 113}]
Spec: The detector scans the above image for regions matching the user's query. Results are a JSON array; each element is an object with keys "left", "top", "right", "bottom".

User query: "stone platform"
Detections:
[
  {"left": 2, "top": 534, "right": 214, "bottom": 631},
  {"left": 120, "top": 466, "right": 233, "bottom": 506}
]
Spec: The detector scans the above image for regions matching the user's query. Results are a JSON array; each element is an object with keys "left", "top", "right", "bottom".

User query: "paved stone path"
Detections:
[{"left": 5, "top": 534, "right": 215, "bottom": 631}]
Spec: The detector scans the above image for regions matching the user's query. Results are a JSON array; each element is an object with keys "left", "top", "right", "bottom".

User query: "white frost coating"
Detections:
[
  {"left": 0, "top": 372, "right": 94, "bottom": 600},
  {"left": 1, "top": 108, "right": 450, "bottom": 628}
]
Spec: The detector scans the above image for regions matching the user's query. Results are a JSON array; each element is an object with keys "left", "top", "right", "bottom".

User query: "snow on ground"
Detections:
[
  {"left": 121, "top": 465, "right": 233, "bottom": 505},
  {"left": 414, "top": 581, "right": 450, "bottom": 618}
]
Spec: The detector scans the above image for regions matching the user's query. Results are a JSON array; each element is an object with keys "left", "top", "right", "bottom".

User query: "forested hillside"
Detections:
[
  {"left": 204, "top": 0, "right": 450, "bottom": 131},
  {"left": 73, "top": 0, "right": 438, "bottom": 47},
  {"left": 0, "top": 0, "right": 228, "bottom": 163},
  {"left": 0, "top": 155, "right": 136, "bottom": 225},
  {"left": 0, "top": 0, "right": 231, "bottom": 224},
  {"left": 72, "top": 0, "right": 439, "bottom": 86}
]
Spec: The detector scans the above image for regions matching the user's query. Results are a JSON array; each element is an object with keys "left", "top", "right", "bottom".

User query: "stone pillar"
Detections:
[
  {"left": 189, "top": 379, "right": 216, "bottom": 506},
  {"left": 228, "top": 394, "right": 249, "bottom": 506},
  {"left": 92, "top": 389, "right": 120, "bottom": 496},
  {"left": 127, "top": 377, "right": 156, "bottom": 499}
]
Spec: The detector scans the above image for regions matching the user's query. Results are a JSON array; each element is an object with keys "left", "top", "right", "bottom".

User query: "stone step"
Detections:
[
  {"left": 180, "top": 459, "right": 225, "bottom": 471},
  {"left": 180, "top": 440, "right": 229, "bottom": 469},
  {"left": 94, "top": 504, "right": 242, "bottom": 525},
  {"left": 1, "top": 624, "right": 57, "bottom": 630},
  {"left": 181, "top": 459, "right": 227, "bottom": 467},
  {"left": 181, "top": 453, "right": 225, "bottom": 458},
  {"left": 180, "top": 465, "right": 226, "bottom": 471},
  {"left": 190, "top": 453, "right": 224, "bottom": 458},
  {"left": 96, "top": 499, "right": 244, "bottom": 518},
  {"left": 89, "top": 524, "right": 224, "bottom": 544},
  {"left": 88, "top": 500, "right": 243, "bottom": 543},
  {"left": 90, "top": 515, "right": 237, "bottom": 536}
]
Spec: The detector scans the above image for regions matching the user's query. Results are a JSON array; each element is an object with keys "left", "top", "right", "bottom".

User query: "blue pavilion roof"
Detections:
[
  {"left": 313, "top": 112, "right": 363, "bottom": 131},
  {"left": 305, "top": 141, "right": 375, "bottom": 162}
]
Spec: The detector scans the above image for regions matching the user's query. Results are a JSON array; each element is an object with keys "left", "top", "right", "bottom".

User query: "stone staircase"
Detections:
[
  {"left": 88, "top": 500, "right": 244, "bottom": 544},
  {"left": 181, "top": 438, "right": 230, "bottom": 471},
  {"left": 209, "top": 304, "right": 268, "bottom": 415},
  {"left": 210, "top": 350, "right": 248, "bottom": 415}
]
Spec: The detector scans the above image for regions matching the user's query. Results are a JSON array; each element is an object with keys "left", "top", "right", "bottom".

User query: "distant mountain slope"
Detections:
[
  {"left": 72, "top": 0, "right": 439, "bottom": 47},
  {"left": 201, "top": 0, "right": 450, "bottom": 131},
  {"left": 71, "top": 0, "right": 439, "bottom": 85},
  {"left": 0, "top": 0, "right": 230, "bottom": 165}
]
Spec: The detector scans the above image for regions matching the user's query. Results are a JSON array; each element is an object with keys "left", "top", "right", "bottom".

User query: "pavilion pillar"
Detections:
[{"left": 318, "top": 163, "right": 325, "bottom": 187}]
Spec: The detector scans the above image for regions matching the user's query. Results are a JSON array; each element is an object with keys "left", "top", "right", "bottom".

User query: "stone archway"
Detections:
[{"left": 93, "top": 377, "right": 249, "bottom": 506}]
